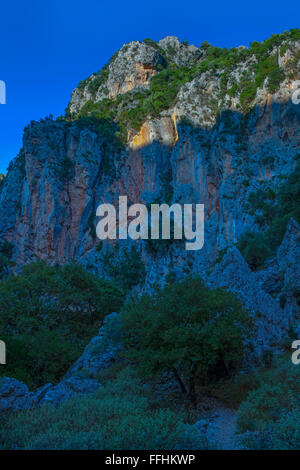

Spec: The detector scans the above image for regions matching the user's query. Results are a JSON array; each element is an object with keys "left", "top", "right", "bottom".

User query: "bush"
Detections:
[
  {"left": 121, "top": 277, "right": 252, "bottom": 403},
  {"left": 271, "top": 409, "right": 300, "bottom": 450},
  {"left": 50, "top": 156, "right": 75, "bottom": 183},
  {"left": 0, "top": 260, "right": 124, "bottom": 388},
  {"left": 237, "top": 231, "right": 271, "bottom": 270},
  {"left": 0, "top": 367, "right": 208, "bottom": 450},
  {"left": 0, "top": 241, "right": 14, "bottom": 279}
]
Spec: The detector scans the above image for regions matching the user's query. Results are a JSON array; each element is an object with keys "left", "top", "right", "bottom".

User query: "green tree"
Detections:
[
  {"left": 121, "top": 277, "right": 252, "bottom": 403},
  {"left": 239, "top": 161, "right": 300, "bottom": 269},
  {"left": 0, "top": 241, "right": 14, "bottom": 279}
]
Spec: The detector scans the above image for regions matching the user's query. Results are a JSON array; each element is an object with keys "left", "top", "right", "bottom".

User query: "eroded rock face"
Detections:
[
  {"left": 0, "top": 33, "right": 299, "bottom": 356},
  {"left": 157, "top": 36, "right": 201, "bottom": 66},
  {"left": 1, "top": 99, "right": 299, "bottom": 272}
]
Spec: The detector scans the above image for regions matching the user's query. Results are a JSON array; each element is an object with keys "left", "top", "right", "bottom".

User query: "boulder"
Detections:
[{"left": 65, "top": 312, "right": 122, "bottom": 379}]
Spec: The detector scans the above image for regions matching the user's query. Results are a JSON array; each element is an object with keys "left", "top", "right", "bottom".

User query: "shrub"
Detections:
[
  {"left": 239, "top": 162, "right": 300, "bottom": 269},
  {"left": 0, "top": 260, "right": 124, "bottom": 388},
  {"left": 121, "top": 277, "right": 252, "bottom": 403},
  {"left": 240, "top": 84, "right": 257, "bottom": 112},
  {"left": 87, "top": 68, "right": 109, "bottom": 96},
  {"left": 237, "top": 357, "right": 300, "bottom": 449},
  {"left": 271, "top": 409, "right": 300, "bottom": 450},
  {"left": 1, "top": 330, "right": 76, "bottom": 387},
  {"left": 101, "top": 244, "right": 146, "bottom": 291}
]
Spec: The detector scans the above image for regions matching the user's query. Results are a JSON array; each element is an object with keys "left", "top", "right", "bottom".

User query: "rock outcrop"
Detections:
[{"left": 0, "top": 313, "right": 121, "bottom": 411}]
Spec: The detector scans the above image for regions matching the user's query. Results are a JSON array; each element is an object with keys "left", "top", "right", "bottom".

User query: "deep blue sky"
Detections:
[{"left": 0, "top": 0, "right": 298, "bottom": 173}]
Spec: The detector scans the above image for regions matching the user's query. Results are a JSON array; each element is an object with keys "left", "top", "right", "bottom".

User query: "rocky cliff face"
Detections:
[{"left": 0, "top": 31, "right": 299, "bottom": 349}]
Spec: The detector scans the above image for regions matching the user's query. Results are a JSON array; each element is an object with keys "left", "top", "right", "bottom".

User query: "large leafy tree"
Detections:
[{"left": 121, "top": 277, "right": 253, "bottom": 403}]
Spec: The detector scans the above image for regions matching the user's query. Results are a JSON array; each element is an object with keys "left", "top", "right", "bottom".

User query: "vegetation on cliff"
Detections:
[
  {"left": 67, "top": 28, "right": 300, "bottom": 135},
  {"left": 0, "top": 261, "right": 124, "bottom": 388},
  {"left": 237, "top": 357, "right": 300, "bottom": 449},
  {"left": 238, "top": 160, "right": 300, "bottom": 269},
  {"left": 0, "top": 367, "right": 209, "bottom": 450}
]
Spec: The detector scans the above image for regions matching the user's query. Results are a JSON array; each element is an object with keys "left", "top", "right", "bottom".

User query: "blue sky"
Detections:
[{"left": 0, "top": 0, "right": 298, "bottom": 173}]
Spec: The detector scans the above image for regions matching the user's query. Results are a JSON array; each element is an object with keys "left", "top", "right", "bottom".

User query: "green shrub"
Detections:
[
  {"left": 237, "top": 357, "right": 300, "bottom": 449},
  {"left": 239, "top": 162, "right": 300, "bottom": 269},
  {"left": 88, "top": 68, "right": 110, "bottom": 96},
  {"left": 271, "top": 409, "right": 300, "bottom": 450},
  {"left": 101, "top": 244, "right": 145, "bottom": 291},
  {"left": 240, "top": 84, "right": 257, "bottom": 112},
  {"left": 50, "top": 156, "right": 75, "bottom": 183},
  {"left": 1, "top": 330, "right": 76, "bottom": 388},
  {"left": 121, "top": 277, "right": 252, "bottom": 403},
  {"left": 0, "top": 367, "right": 208, "bottom": 450},
  {"left": 238, "top": 231, "right": 271, "bottom": 270}
]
